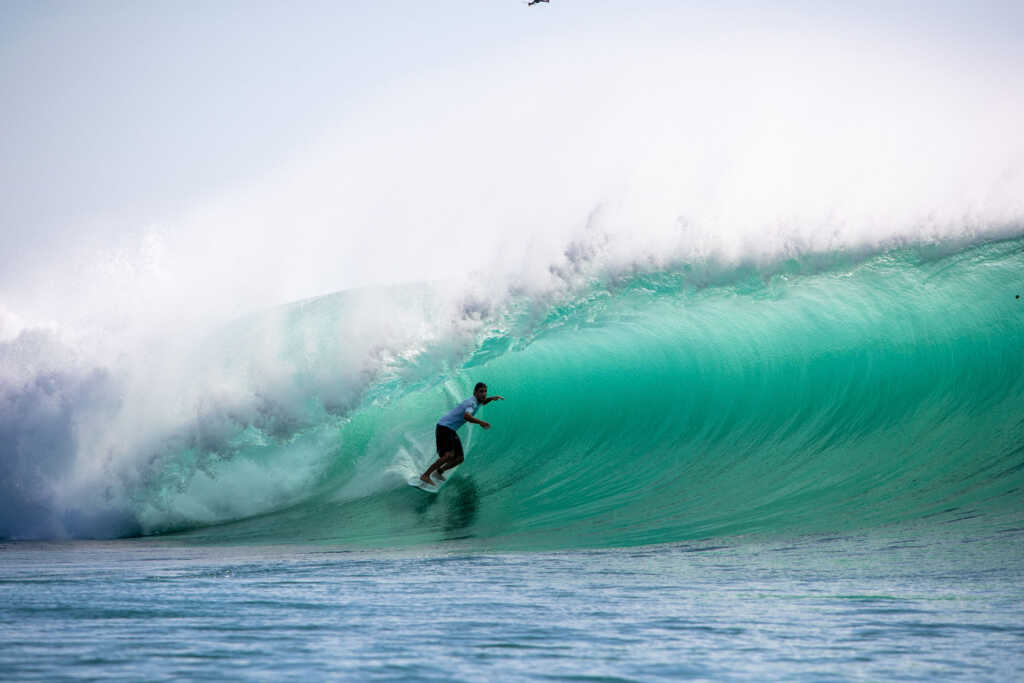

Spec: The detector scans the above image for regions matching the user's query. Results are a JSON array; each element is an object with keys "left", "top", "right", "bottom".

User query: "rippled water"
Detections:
[{"left": 3, "top": 516, "right": 1022, "bottom": 680}]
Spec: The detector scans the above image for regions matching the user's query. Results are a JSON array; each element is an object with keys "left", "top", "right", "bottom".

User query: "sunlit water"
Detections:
[{"left": 3, "top": 514, "right": 1022, "bottom": 681}]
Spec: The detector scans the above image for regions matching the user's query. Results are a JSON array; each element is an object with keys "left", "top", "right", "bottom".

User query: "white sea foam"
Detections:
[{"left": 2, "top": 18, "right": 1022, "bottom": 539}]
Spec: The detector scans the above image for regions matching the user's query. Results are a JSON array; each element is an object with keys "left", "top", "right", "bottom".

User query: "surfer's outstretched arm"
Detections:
[{"left": 464, "top": 413, "right": 491, "bottom": 430}]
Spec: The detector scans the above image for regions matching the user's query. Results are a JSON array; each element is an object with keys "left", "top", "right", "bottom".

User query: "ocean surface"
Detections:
[
  {"left": 2, "top": 236, "right": 1023, "bottom": 679},
  {"left": 3, "top": 522, "right": 1023, "bottom": 680}
]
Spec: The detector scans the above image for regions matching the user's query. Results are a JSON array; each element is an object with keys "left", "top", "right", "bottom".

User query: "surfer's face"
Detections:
[{"left": 474, "top": 386, "right": 487, "bottom": 402}]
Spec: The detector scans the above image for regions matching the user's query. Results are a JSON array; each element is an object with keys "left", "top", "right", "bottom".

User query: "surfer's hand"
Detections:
[{"left": 480, "top": 421, "right": 491, "bottom": 430}]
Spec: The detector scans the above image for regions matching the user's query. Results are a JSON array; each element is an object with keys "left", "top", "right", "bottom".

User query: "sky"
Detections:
[{"left": 1, "top": 0, "right": 1023, "bottom": 333}]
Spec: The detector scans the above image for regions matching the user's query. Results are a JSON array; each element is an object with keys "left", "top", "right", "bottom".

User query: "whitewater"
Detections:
[
  {"left": 4, "top": 234, "right": 1023, "bottom": 547},
  {"left": 2, "top": 3, "right": 1024, "bottom": 678},
  {"left": 5, "top": 232, "right": 1023, "bottom": 678}
]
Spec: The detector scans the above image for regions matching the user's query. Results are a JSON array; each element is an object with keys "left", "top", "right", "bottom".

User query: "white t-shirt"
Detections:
[{"left": 437, "top": 397, "right": 480, "bottom": 431}]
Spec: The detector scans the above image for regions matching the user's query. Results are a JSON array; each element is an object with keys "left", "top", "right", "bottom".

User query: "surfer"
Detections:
[
  {"left": 527, "top": 0, "right": 549, "bottom": 5},
  {"left": 420, "top": 383, "right": 504, "bottom": 485}
]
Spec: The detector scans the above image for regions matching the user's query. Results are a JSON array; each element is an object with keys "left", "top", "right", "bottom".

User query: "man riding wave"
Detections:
[{"left": 420, "top": 382, "right": 504, "bottom": 484}]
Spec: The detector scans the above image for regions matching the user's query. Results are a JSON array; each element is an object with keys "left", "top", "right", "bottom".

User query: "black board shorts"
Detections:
[{"left": 435, "top": 424, "right": 464, "bottom": 460}]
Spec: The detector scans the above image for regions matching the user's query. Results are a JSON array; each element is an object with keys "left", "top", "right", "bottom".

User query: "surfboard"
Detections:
[{"left": 407, "top": 475, "right": 447, "bottom": 493}]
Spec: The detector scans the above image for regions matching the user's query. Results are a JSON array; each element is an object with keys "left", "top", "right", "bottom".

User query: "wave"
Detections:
[{"left": 7, "top": 235, "right": 1020, "bottom": 548}]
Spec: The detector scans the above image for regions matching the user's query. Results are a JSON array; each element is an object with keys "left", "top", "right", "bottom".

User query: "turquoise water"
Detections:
[
  {"left": 2, "top": 237, "right": 1023, "bottom": 678},
  {"left": 123, "top": 237, "right": 1024, "bottom": 551}
]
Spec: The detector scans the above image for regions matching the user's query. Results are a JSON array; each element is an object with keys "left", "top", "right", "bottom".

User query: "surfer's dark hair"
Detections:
[{"left": 474, "top": 382, "right": 487, "bottom": 392}]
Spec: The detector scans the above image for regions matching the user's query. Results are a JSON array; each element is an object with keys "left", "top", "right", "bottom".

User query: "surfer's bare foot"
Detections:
[{"left": 419, "top": 474, "right": 432, "bottom": 484}]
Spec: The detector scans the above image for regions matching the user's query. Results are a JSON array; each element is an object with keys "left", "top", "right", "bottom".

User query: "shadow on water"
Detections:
[
  {"left": 406, "top": 476, "right": 480, "bottom": 540},
  {"left": 440, "top": 477, "right": 479, "bottom": 538}
]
